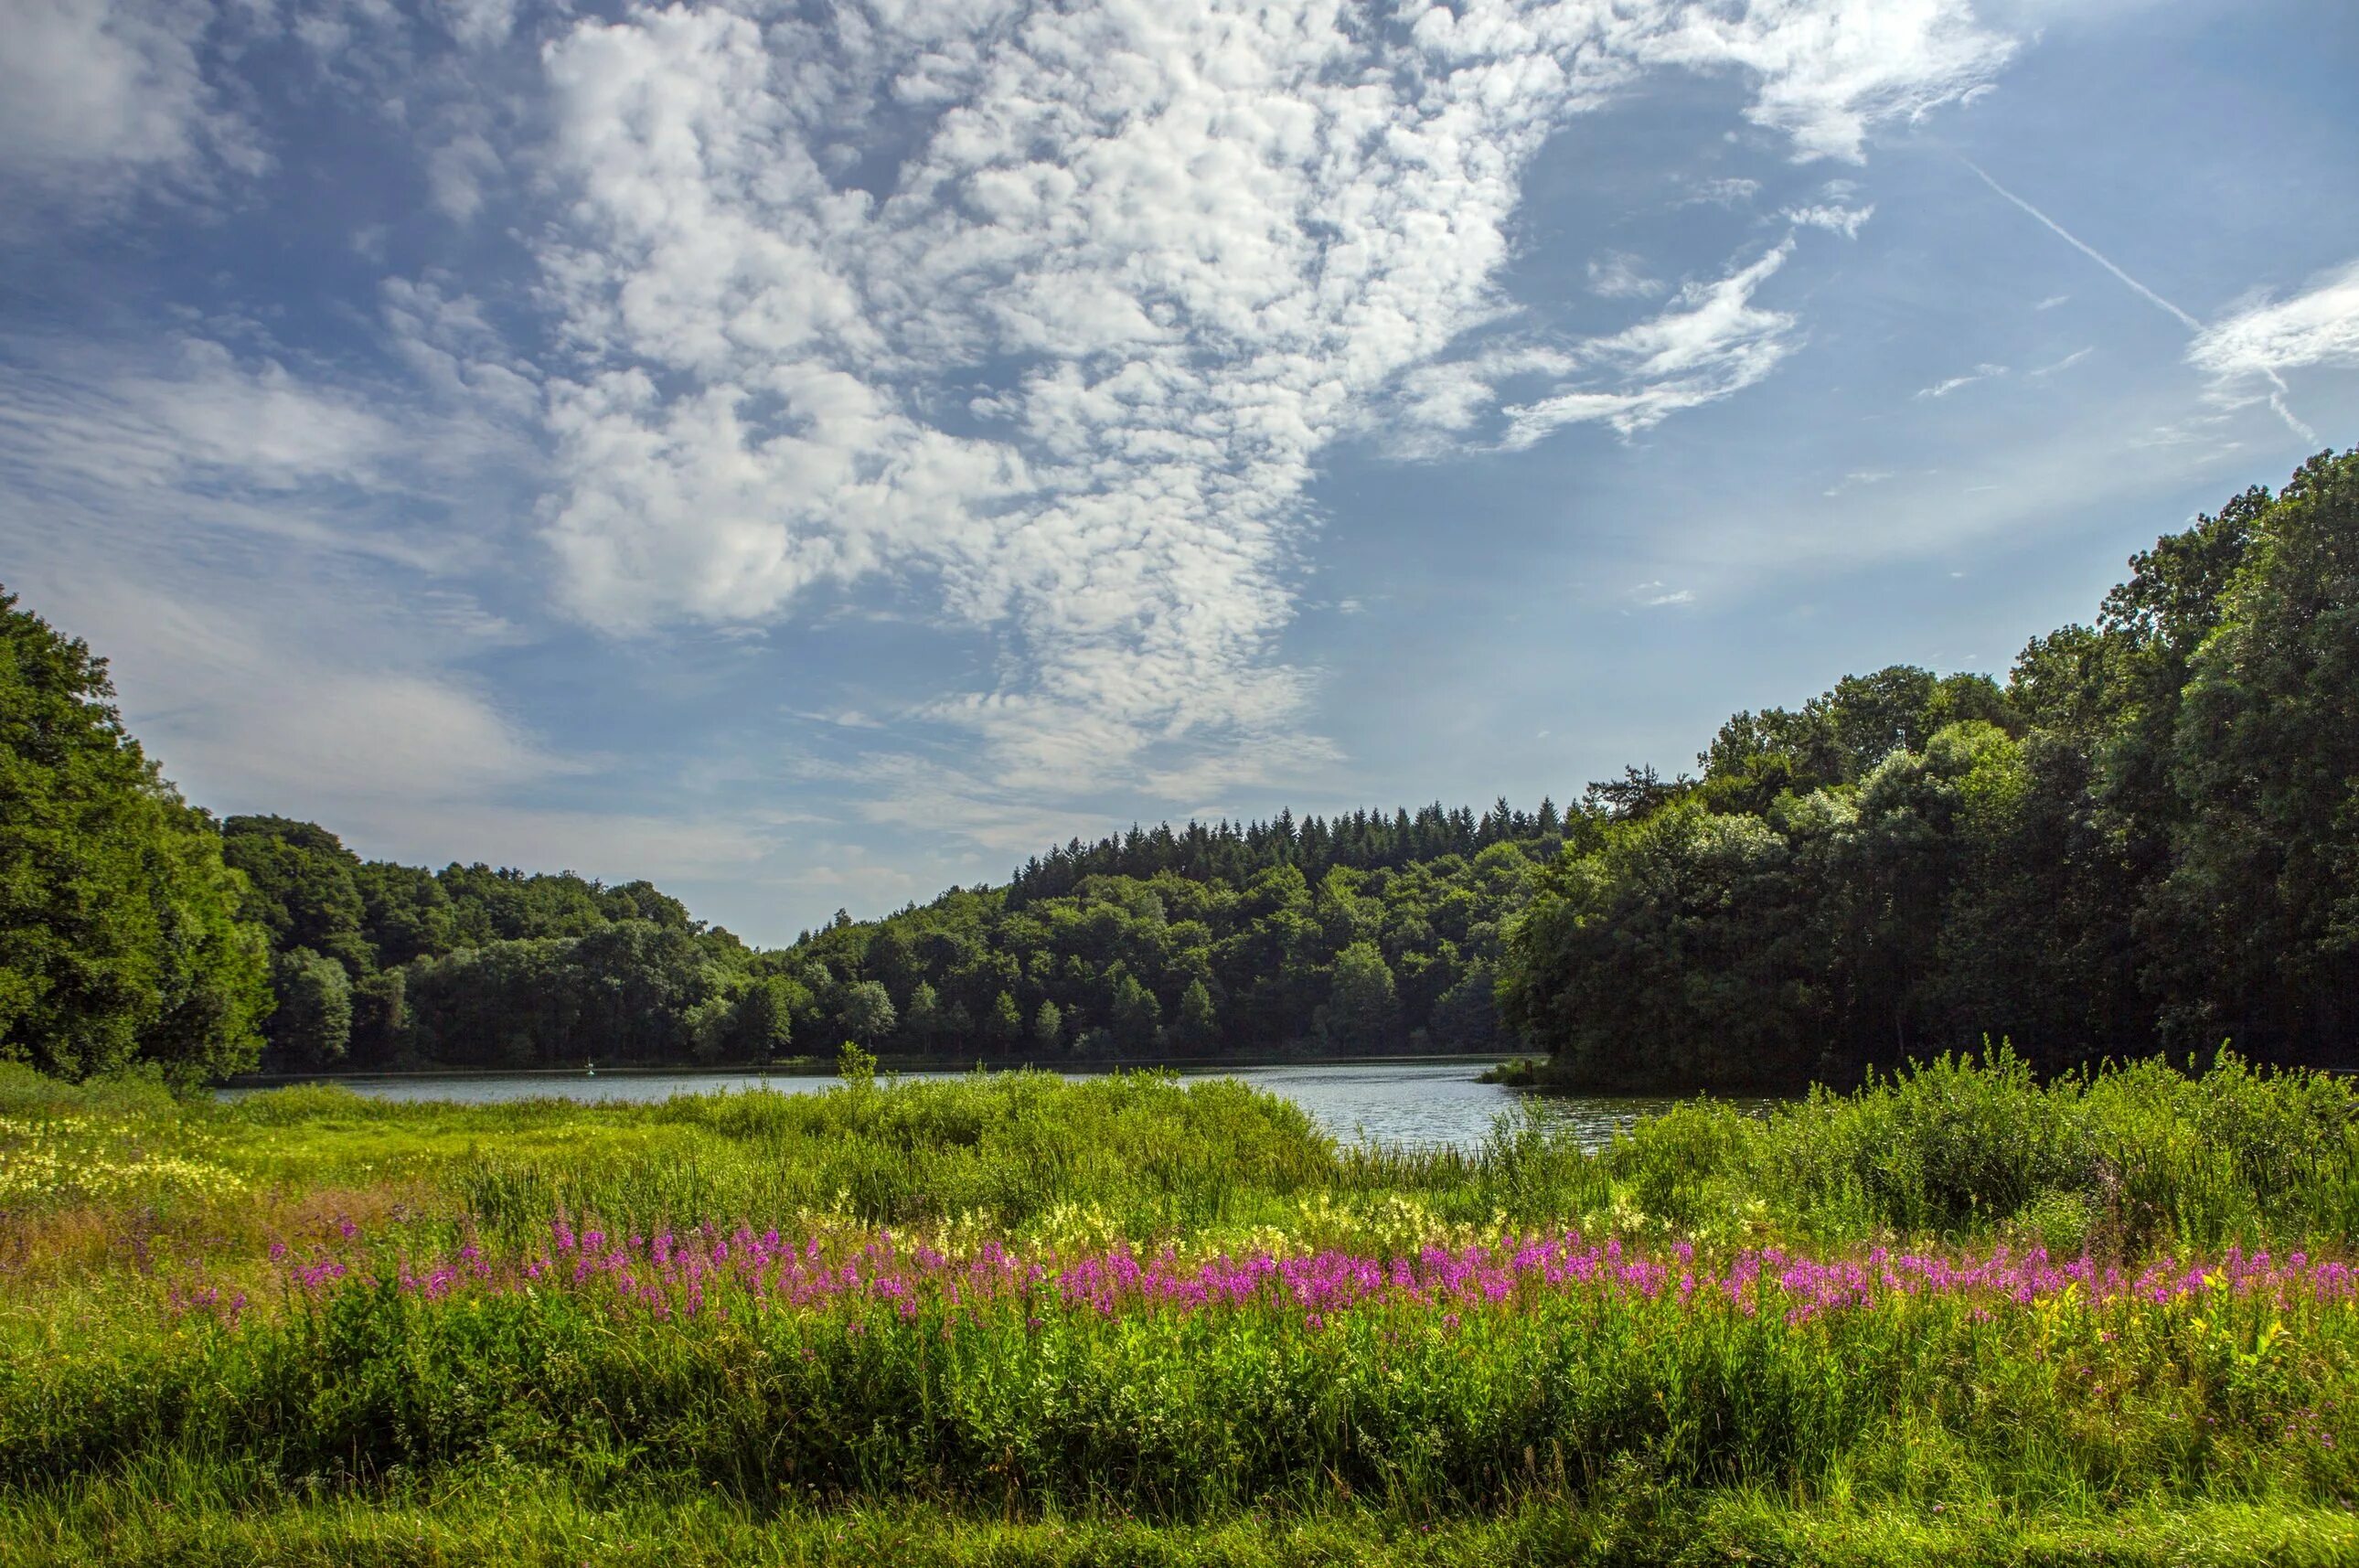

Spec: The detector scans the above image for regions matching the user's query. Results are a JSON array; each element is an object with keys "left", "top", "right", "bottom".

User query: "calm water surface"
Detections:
[{"left": 220, "top": 1060, "right": 1736, "bottom": 1153}]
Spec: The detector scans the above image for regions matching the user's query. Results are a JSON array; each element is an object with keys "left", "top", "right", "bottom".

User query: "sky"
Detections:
[{"left": 4, "top": 0, "right": 2356, "bottom": 946}]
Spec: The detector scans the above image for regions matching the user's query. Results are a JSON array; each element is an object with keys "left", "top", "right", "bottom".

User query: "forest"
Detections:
[
  {"left": 1500, "top": 447, "right": 2358, "bottom": 1089},
  {"left": 0, "top": 577, "right": 1562, "bottom": 1076},
  {"left": 1, "top": 448, "right": 2351, "bottom": 1086},
  {"left": 200, "top": 801, "right": 1555, "bottom": 1072}
]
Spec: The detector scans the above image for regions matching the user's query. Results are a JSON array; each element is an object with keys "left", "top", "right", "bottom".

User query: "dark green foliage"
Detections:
[
  {"left": 1321, "top": 942, "right": 1398, "bottom": 1048},
  {"left": 396, "top": 922, "right": 745, "bottom": 1070},
  {"left": 13, "top": 447, "right": 2352, "bottom": 1091},
  {"left": 774, "top": 834, "right": 1549, "bottom": 1061},
  {"left": 987, "top": 989, "right": 1024, "bottom": 1046},
  {"left": 214, "top": 784, "right": 1551, "bottom": 1072},
  {"left": 727, "top": 974, "right": 796, "bottom": 1060},
  {"left": 1008, "top": 799, "right": 1553, "bottom": 900},
  {"left": 2151, "top": 453, "right": 2359, "bottom": 1051},
  {"left": 1504, "top": 450, "right": 2359, "bottom": 1089},
  {"left": 838, "top": 980, "right": 896, "bottom": 1046},
  {"left": 221, "top": 820, "right": 373, "bottom": 978},
  {"left": 3, "top": 590, "right": 1553, "bottom": 1075},
  {"left": 265, "top": 949, "right": 352, "bottom": 1068},
  {"left": 0, "top": 588, "right": 269, "bottom": 1082},
  {"left": 1174, "top": 978, "right": 1217, "bottom": 1048},
  {"left": 203, "top": 816, "right": 757, "bottom": 1070}
]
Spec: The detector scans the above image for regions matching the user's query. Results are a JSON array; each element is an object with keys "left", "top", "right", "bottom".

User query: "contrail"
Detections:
[
  {"left": 1960, "top": 158, "right": 2203, "bottom": 331},
  {"left": 1962, "top": 157, "right": 2315, "bottom": 441}
]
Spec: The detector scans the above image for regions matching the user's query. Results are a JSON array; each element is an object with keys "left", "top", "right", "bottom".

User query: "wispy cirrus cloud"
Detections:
[
  {"left": 1823, "top": 468, "right": 1894, "bottom": 496},
  {"left": 2027, "top": 346, "right": 2094, "bottom": 378},
  {"left": 2187, "top": 261, "right": 2359, "bottom": 439},
  {"left": 1501, "top": 240, "right": 1802, "bottom": 443},
  {"left": 1963, "top": 156, "right": 2340, "bottom": 441},
  {"left": 1588, "top": 251, "right": 1668, "bottom": 300},
  {"left": 1916, "top": 362, "right": 2008, "bottom": 399}
]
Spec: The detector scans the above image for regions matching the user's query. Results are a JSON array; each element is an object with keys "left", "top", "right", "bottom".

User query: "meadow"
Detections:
[{"left": 4, "top": 1050, "right": 2359, "bottom": 1565}]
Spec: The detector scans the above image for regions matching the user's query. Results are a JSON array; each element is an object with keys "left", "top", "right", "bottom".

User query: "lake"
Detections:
[{"left": 219, "top": 1059, "right": 1730, "bottom": 1153}]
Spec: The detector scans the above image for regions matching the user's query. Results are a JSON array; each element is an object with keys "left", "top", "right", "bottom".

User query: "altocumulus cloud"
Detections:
[
  {"left": 1, "top": 0, "right": 2020, "bottom": 827},
  {"left": 517, "top": 0, "right": 2009, "bottom": 794}
]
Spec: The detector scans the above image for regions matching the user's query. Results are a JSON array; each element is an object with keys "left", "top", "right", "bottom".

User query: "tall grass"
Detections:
[{"left": 3, "top": 1051, "right": 2358, "bottom": 1561}]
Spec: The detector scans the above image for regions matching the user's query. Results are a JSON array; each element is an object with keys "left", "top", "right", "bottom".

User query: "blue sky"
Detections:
[{"left": 4, "top": 0, "right": 2355, "bottom": 945}]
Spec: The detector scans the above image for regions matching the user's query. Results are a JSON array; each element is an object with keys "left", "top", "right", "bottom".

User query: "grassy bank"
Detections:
[{"left": 3, "top": 1052, "right": 2357, "bottom": 1562}]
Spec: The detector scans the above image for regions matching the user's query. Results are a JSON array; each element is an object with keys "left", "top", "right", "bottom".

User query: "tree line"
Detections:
[
  {"left": 1005, "top": 800, "right": 1564, "bottom": 903},
  {"left": 0, "top": 580, "right": 1558, "bottom": 1077},
  {"left": 5, "top": 447, "right": 2348, "bottom": 1084},
  {"left": 1499, "top": 448, "right": 2359, "bottom": 1089},
  {"left": 234, "top": 805, "right": 1559, "bottom": 1071}
]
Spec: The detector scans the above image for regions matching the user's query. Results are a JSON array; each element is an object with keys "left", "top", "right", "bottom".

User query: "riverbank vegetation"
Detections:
[{"left": 5, "top": 1052, "right": 2359, "bottom": 1563}]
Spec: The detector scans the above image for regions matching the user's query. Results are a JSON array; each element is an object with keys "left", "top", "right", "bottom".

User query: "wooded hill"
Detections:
[{"left": 218, "top": 800, "right": 1561, "bottom": 1072}]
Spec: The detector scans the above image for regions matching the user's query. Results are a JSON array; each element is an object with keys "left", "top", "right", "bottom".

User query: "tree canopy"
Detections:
[
  {"left": 0, "top": 589, "right": 269, "bottom": 1081},
  {"left": 1500, "top": 449, "right": 2359, "bottom": 1089}
]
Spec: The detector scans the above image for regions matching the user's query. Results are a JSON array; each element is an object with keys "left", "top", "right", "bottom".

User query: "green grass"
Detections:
[
  {"left": 3, "top": 1051, "right": 2357, "bottom": 1563},
  {"left": 9, "top": 1477, "right": 2359, "bottom": 1567}
]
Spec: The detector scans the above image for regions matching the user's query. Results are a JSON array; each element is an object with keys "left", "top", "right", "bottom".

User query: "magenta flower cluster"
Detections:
[{"left": 252, "top": 1219, "right": 2359, "bottom": 1331}]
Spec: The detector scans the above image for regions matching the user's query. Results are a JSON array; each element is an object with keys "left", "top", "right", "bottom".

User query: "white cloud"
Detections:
[
  {"left": 0, "top": 492, "right": 559, "bottom": 819},
  {"left": 2181, "top": 260, "right": 2359, "bottom": 445},
  {"left": 435, "top": 0, "right": 517, "bottom": 49},
  {"left": 1916, "top": 362, "right": 2008, "bottom": 398},
  {"left": 7, "top": 0, "right": 2035, "bottom": 861},
  {"left": 0, "top": 326, "right": 799, "bottom": 894},
  {"left": 516, "top": 0, "right": 2023, "bottom": 802},
  {"left": 0, "top": 330, "right": 533, "bottom": 564},
  {"left": 791, "top": 709, "right": 891, "bottom": 732},
  {"left": 2027, "top": 346, "right": 2094, "bottom": 378},
  {"left": 0, "top": 0, "right": 260, "bottom": 213},
  {"left": 0, "top": 338, "right": 400, "bottom": 493},
  {"left": 426, "top": 132, "right": 502, "bottom": 223},
  {"left": 1501, "top": 241, "right": 1801, "bottom": 443},
  {"left": 1784, "top": 201, "right": 1874, "bottom": 238},
  {"left": 2187, "top": 261, "right": 2359, "bottom": 384},
  {"left": 1965, "top": 161, "right": 2343, "bottom": 443},
  {"left": 379, "top": 276, "right": 544, "bottom": 422},
  {"left": 1588, "top": 251, "right": 1667, "bottom": 299},
  {"left": 1823, "top": 468, "right": 1893, "bottom": 496},
  {"left": 518, "top": 0, "right": 2044, "bottom": 816},
  {"left": 1643, "top": 0, "right": 2017, "bottom": 161},
  {"left": 1627, "top": 581, "right": 1695, "bottom": 608},
  {"left": 1677, "top": 176, "right": 1763, "bottom": 208},
  {"left": 0, "top": 319, "right": 569, "bottom": 819}
]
